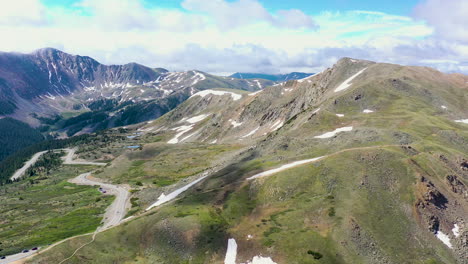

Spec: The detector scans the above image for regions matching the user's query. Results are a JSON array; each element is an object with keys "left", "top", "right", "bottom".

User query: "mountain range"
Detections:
[
  {"left": 0, "top": 55, "right": 467, "bottom": 264},
  {"left": 0, "top": 48, "right": 276, "bottom": 135}
]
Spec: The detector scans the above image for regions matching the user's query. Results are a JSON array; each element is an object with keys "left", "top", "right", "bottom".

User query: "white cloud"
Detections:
[
  {"left": 275, "top": 9, "right": 317, "bottom": 29},
  {"left": 414, "top": 0, "right": 468, "bottom": 43},
  {"left": 181, "top": 0, "right": 318, "bottom": 30},
  {"left": 0, "top": 0, "right": 466, "bottom": 75},
  {"left": 0, "top": 0, "right": 47, "bottom": 26}
]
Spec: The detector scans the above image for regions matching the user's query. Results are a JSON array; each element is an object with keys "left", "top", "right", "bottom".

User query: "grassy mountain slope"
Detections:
[{"left": 21, "top": 58, "right": 468, "bottom": 264}]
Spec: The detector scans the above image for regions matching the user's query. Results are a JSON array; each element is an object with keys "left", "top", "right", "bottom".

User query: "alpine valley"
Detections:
[{"left": 0, "top": 51, "right": 467, "bottom": 264}]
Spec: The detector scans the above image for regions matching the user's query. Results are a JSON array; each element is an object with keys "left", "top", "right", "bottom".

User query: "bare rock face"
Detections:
[
  {"left": 446, "top": 175, "right": 468, "bottom": 200},
  {"left": 420, "top": 177, "right": 448, "bottom": 209},
  {"left": 415, "top": 177, "right": 450, "bottom": 236}
]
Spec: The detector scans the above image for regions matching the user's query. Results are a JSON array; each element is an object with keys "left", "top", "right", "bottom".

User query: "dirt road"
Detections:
[
  {"left": 10, "top": 151, "right": 48, "bottom": 181},
  {"left": 69, "top": 172, "right": 130, "bottom": 231},
  {"left": 10, "top": 148, "right": 105, "bottom": 181}
]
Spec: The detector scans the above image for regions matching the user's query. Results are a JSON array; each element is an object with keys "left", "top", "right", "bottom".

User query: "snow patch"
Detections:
[
  {"left": 254, "top": 80, "right": 262, "bottom": 89},
  {"left": 224, "top": 238, "right": 237, "bottom": 264},
  {"left": 363, "top": 109, "right": 374, "bottom": 113},
  {"left": 45, "top": 93, "right": 56, "bottom": 100},
  {"left": 187, "top": 114, "right": 209, "bottom": 124},
  {"left": 180, "top": 131, "right": 198, "bottom": 142},
  {"left": 297, "top": 74, "right": 314, "bottom": 82},
  {"left": 271, "top": 120, "right": 284, "bottom": 131},
  {"left": 230, "top": 119, "right": 243, "bottom": 128},
  {"left": 167, "top": 125, "right": 194, "bottom": 144},
  {"left": 247, "top": 156, "right": 324, "bottom": 180},
  {"left": 249, "top": 90, "right": 262, "bottom": 96},
  {"left": 146, "top": 173, "right": 209, "bottom": 210},
  {"left": 314, "top": 126, "right": 353, "bottom": 139},
  {"left": 334, "top": 68, "right": 367, "bottom": 92},
  {"left": 441, "top": 105, "right": 447, "bottom": 109},
  {"left": 454, "top": 119, "right": 468, "bottom": 124},
  {"left": 241, "top": 127, "right": 259, "bottom": 138},
  {"left": 191, "top": 90, "right": 242, "bottom": 101},
  {"left": 210, "top": 139, "right": 218, "bottom": 144},
  {"left": 436, "top": 231, "right": 452, "bottom": 248},
  {"left": 336, "top": 114, "right": 344, "bottom": 117},
  {"left": 247, "top": 256, "right": 278, "bottom": 264},
  {"left": 452, "top": 224, "right": 460, "bottom": 237},
  {"left": 312, "top": 108, "right": 321, "bottom": 114}
]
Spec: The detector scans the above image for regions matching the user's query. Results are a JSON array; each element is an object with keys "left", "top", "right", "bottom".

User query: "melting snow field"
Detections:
[
  {"left": 224, "top": 239, "right": 238, "bottom": 264},
  {"left": 180, "top": 131, "right": 198, "bottom": 142},
  {"left": 452, "top": 224, "right": 460, "bottom": 237},
  {"left": 187, "top": 114, "right": 209, "bottom": 124},
  {"left": 455, "top": 119, "right": 468, "bottom": 124},
  {"left": 334, "top": 68, "right": 367, "bottom": 92},
  {"left": 247, "top": 256, "right": 278, "bottom": 264},
  {"left": 271, "top": 120, "right": 284, "bottom": 131},
  {"left": 314, "top": 126, "right": 353, "bottom": 139},
  {"left": 247, "top": 156, "right": 324, "bottom": 180},
  {"left": 167, "top": 125, "right": 193, "bottom": 144},
  {"left": 436, "top": 231, "right": 453, "bottom": 248},
  {"left": 223, "top": 238, "right": 277, "bottom": 264},
  {"left": 146, "top": 174, "right": 209, "bottom": 211},
  {"left": 363, "top": 109, "right": 374, "bottom": 113},
  {"left": 241, "top": 127, "right": 260, "bottom": 138},
  {"left": 192, "top": 90, "right": 242, "bottom": 101}
]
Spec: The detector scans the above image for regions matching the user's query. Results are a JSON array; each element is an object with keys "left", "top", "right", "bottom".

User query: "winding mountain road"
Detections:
[
  {"left": 10, "top": 151, "right": 48, "bottom": 181},
  {"left": 10, "top": 148, "right": 106, "bottom": 181},
  {"left": 2, "top": 148, "right": 127, "bottom": 264},
  {"left": 69, "top": 172, "right": 130, "bottom": 231}
]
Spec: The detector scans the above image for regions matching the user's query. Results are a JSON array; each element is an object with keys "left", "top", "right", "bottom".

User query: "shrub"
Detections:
[
  {"left": 328, "top": 207, "right": 335, "bottom": 217},
  {"left": 307, "top": 250, "right": 323, "bottom": 259}
]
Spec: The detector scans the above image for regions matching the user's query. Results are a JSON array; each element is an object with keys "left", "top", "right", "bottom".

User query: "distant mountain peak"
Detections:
[{"left": 33, "top": 47, "right": 65, "bottom": 55}]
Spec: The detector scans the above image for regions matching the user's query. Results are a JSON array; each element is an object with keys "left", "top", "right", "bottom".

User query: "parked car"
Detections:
[
  {"left": 31, "top": 247, "right": 38, "bottom": 250},
  {"left": 0, "top": 256, "right": 6, "bottom": 259},
  {"left": 22, "top": 249, "right": 29, "bottom": 253}
]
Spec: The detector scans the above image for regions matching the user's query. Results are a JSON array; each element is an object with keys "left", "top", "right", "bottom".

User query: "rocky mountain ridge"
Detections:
[{"left": 0, "top": 48, "right": 274, "bottom": 129}]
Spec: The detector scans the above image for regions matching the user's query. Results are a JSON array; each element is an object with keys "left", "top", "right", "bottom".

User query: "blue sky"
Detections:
[
  {"left": 43, "top": 0, "right": 420, "bottom": 15},
  {"left": 0, "top": 0, "right": 467, "bottom": 74}
]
